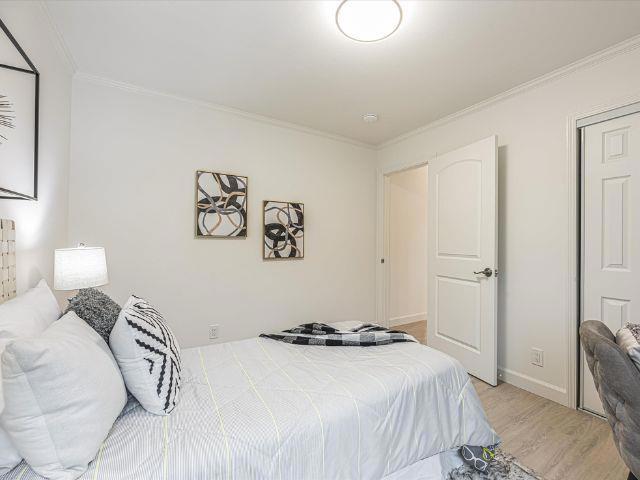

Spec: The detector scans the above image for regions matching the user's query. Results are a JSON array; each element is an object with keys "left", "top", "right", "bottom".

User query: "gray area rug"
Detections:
[{"left": 448, "top": 448, "right": 542, "bottom": 480}]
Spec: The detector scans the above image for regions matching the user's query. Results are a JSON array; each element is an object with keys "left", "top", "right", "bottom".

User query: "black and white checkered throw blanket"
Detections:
[{"left": 260, "top": 323, "right": 417, "bottom": 347}]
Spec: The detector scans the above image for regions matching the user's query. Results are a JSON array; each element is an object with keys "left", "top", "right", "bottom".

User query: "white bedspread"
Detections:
[{"left": 3, "top": 338, "right": 497, "bottom": 480}]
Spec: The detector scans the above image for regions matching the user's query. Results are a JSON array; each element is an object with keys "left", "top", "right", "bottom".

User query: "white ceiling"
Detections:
[{"left": 45, "top": 1, "right": 640, "bottom": 145}]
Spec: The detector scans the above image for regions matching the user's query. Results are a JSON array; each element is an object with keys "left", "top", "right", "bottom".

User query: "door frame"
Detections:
[
  {"left": 376, "top": 159, "right": 431, "bottom": 327},
  {"left": 567, "top": 92, "right": 640, "bottom": 410}
]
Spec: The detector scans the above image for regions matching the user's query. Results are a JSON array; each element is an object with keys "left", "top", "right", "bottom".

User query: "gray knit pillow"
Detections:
[{"left": 65, "top": 288, "right": 121, "bottom": 343}]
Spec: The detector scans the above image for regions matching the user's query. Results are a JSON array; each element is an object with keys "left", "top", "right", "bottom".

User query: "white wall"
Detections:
[
  {"left": 68, "top": 78, "right": 377, "bottom": 348},
  {"left": 377, "top": 46, "right": 640, "bottom": 405},
  {"left": 387, "top": 166, "right": 427, "bottom": 326},
  {"left": 0, "top": 2, "right": 72, "bottom": 295}
]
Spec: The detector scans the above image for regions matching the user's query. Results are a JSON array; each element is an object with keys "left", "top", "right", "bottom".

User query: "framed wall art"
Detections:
[
  {"left": 195, "top": 171, "right": 247, "bottom": 238},
  {"left": 0, "top": 19, "right": 39, "bottom": 200},
  {"left": 263, "top": 200, "right": 304, "bottom": 260}
]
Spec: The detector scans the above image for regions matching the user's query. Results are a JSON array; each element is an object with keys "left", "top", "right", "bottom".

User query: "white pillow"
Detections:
[
  {"left": 0, "top": 279, "right": 61, "bottom": 341},
  {"left": 0, "top": 279, "right": 60, "bottom": 474},
  {"left": 110, "top": 295, "right": 182, "bottom": 415},
  {"left": 0, "top": 340, "right": 21, "bottom": 475},
  {"left": 0, "top": 311, "right": 127, "bottom": 480},
  {"left": 0, "top": 429, "right": 20, "bottom": 476},
  {"left": 616, "top": 323, "right": 640, "bottom": 370}
]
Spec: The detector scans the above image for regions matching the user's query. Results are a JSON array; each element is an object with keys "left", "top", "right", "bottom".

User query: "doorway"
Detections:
[
  {"left": 579, "top": 106, "right": 640, "bottom": 416},
  {"left": 383, "top": 165, "right": 429, "bottom": 344},
  {"left": 378, "top": 136, "right": 499, "bottom": 385}
]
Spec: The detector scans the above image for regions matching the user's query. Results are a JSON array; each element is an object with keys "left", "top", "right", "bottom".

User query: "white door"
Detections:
[
  {"left": 427, "top": 136, "right": 498, "bottom": 385},
  {"left": 582, "top": 112, "right": 640, "bottom": 415}
]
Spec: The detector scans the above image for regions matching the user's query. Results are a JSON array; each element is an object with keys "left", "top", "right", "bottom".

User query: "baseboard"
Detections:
[
  {"left": 498, "top": 367, "right": 568, "bottom": 406},
  {"left": 388, "top": 312, "right": 427, "bottom": 327}
]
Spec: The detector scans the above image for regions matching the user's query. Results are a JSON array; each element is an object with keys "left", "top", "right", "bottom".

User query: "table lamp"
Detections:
[{"left": 54, "top": 244, "right": 108, "bottom": 291}]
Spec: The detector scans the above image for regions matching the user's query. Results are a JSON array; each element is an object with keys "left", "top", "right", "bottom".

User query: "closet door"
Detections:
[{"left": 582, "top": 112, "right": 640, "bottom": 415}]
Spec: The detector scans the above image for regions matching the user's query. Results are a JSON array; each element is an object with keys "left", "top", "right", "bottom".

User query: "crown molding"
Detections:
[
  {"left": 377, "top": 33, "right": 640, "bottom": 150},
  {"left": 63, "top": 28, "right": 640, "bottom": 150},
  {"left": 38, "top": 1, "right": 77, "bottom": 74},
  {"left": 73, "top": 72, "right": 376, "bottom": 150}
]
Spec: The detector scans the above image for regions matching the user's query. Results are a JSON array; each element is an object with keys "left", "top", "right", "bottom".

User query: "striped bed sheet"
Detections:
[{"left": 2, "top": 337, "right": 497, "bottom": 480}]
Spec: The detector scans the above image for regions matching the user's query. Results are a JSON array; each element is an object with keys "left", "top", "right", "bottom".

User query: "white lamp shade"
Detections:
[{"left": 54, "top": 247, "right": 109, "bottom": 290}]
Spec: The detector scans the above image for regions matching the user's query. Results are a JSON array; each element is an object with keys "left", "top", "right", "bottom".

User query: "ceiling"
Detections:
[{"left": 45, "top": 1, "right": 640, "bottom": 145}]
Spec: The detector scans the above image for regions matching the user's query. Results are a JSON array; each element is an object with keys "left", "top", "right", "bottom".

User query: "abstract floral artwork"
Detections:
[
  {"left": 263, "top": 201, "right": 304, "bottom": 260},
  {"left": 0, "top": 95, "right": 14, "bottom": 144},
  {"left": 195, "top": 171, "right": 247, "bottom": 237}
]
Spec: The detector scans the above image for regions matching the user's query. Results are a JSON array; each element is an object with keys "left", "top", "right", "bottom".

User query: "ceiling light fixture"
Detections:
[
  {"left": 363, "top": 113, "right": 378, "bottom": 123},
  {"left": 336, "top": 0, "right": 403, "bottom": 43}
]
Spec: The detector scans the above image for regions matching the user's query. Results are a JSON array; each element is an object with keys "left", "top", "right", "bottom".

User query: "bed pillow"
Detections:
[
  {"left": 0, "top": 341, "right": 21, "bottom": 475},
  {"left": 65, "top": 288, "right": 121, "bottom": 343},
  {"left": 616, "top": 323, "right": 640, "bottom": 370},
  {"left": 0, "top": 311, "right": 127, "bottom": 480},
  {"left": 0, "top": 432, "right": 20, "bottom": 475},
  {"left": 0, "top": 278, "right": 60, "bottom": 341},
  {"left": 110, "top": 295, "right": 181, "bottom": 415},
  {"left": 0, "top": 279, "right": 60, "bottom": 474}
]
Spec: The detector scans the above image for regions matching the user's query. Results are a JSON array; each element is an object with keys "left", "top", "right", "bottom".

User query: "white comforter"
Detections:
[{"left": 4, "top": 337, "right": 497, "bottom": 480}]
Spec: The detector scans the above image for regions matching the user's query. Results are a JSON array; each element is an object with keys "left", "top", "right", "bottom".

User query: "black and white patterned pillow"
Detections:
[{"left": 109, "top": 295, "right": 181, "bottom": 415}]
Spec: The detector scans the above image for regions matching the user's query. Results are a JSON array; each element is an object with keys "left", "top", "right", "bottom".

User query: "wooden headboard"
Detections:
[{"left": 0, "top": 219, "right": 16, "bottom": 304}]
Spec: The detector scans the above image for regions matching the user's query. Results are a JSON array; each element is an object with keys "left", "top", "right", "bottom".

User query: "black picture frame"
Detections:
[{"left": 0, "top": 17, "right": 39, "bottom": 201}]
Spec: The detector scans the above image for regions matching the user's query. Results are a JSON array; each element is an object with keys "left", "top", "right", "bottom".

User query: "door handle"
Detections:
[{"left": 474, "top": 267, "right": 493, "bottom": 278}]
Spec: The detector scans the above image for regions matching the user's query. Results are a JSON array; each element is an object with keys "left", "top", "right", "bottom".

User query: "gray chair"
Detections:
[{"left": 580, "top": 320, "right": 640, "bottom": 480}]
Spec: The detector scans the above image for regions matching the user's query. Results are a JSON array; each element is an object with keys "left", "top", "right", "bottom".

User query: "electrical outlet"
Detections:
[
  {"left": 209, "top": 324, "right": 219, "bottom": 340},
  {"left": 531, "top": 348, "right": 544, "bottom": 367}
]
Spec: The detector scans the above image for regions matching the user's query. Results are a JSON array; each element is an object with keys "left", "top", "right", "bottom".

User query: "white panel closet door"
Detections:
[
  {"left": 427, "top": 136, "right": 498, "bottom": 386},
  {"left": 582, "top": 113, "right": 640, "bottom": 415}
]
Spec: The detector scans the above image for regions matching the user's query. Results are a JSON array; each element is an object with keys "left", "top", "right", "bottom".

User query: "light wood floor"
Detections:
[
  {"left": 395, "top": 320, "right": 629, "bottom": 480},
  {"left": 395, "top": 319, "right": 427, "bottom": 344}
]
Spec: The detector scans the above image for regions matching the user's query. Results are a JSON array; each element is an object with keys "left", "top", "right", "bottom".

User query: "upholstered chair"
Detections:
[{"left": 580, "top": 320, "right": 640, "bottom": 480}]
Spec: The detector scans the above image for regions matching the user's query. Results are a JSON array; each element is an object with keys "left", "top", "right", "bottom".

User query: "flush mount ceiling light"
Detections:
[
  {"left": 336, "top": 0, "right": 402, "bottom": 42},
  {"left": 363, "top": 113, "right": 378, "bottom": 123}
]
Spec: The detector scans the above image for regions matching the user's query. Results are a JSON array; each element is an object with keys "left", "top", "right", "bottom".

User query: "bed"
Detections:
[{"left": 3, "top": 331, "right": 497, "bottom": 480}]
